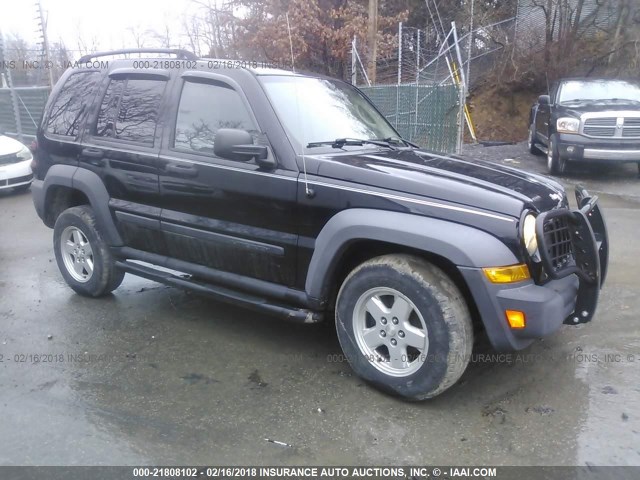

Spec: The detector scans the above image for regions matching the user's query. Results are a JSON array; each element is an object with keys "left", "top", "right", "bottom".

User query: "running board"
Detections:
[{"left": 115, "top": 260, "right": 323, "bottom": 324}]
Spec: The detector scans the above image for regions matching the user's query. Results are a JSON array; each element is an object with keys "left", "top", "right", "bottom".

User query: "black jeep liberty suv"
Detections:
[{"left": 32, "top": 49, "right": 609, "bottom": 399}]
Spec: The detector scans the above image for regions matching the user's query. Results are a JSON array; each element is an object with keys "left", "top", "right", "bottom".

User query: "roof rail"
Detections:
[{"left": 78, "top": 48, "right": 198, "bottom": 64}]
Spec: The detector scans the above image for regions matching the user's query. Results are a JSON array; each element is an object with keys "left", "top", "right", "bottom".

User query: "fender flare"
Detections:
[
  {"left": 41, "top": 165, "right": 123, "bottom": 246},
  {"left": 305, "top": 208, "right": 518, "bottom": 301}
]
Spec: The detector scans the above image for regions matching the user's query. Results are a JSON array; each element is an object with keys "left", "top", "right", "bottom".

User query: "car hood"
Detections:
[
  {"left": 0, "top": 135, "right": 25, "bottom": 155},
  {"left": 308, "top": 148, "right": 566, "bottom": 217},
  {"left": 555, "top": 101, "right": 640, "bottom": 117}
]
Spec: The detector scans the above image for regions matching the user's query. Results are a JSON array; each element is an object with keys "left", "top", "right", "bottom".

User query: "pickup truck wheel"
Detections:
[
  {"left": 335, "top": 254, "right": 473, "bottom": 400},
  {"left": 527, "top": 124, "right": 541, "bottom": 155},
  {"left": 53, "top": 205, "right": 124, "bottom": 297},
  {"left": 547, "top": 134, "right": 567, "bottom": 175}
]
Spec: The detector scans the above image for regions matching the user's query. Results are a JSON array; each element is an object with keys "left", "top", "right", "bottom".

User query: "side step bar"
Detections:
[
  {"left": 115, "top": 260, "right": 323, "bottom": 324},
  {"left": 112, "top": 246, "right": 322, "bottom": 310}
]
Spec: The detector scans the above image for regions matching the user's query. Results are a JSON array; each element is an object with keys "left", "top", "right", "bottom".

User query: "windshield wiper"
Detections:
[
  {"left": 373, "top": 136, "right": 418, "bottom": 148},
  {"left": 307, "top": 138, "right": 397, "bottom": 149}
]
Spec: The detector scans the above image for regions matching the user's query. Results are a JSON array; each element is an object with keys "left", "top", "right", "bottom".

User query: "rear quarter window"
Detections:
[{"left": 45, "top": 71, "right": 101, "bottom": 138}]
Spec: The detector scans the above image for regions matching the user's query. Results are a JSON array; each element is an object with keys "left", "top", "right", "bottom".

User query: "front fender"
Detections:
[{"left": 305, "top": 208, "right": 519, "bottom": 301}]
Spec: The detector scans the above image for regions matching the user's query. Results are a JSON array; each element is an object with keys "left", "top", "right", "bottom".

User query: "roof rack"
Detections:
[{"left": 78, "top": 48, "right": 198, "bottom": 64}]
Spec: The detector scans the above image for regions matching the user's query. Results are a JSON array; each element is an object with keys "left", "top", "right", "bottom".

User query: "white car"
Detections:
[{"left": 0, "top": 134, "right": 33, "bottom": 192}]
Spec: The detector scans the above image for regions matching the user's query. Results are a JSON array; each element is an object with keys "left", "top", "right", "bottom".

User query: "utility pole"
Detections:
[{"left": 367, "top": 0, "right": 378, "bottom": 85}]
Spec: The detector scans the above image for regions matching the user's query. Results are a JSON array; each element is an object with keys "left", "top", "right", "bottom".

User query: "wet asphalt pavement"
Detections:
[{"left": 0, "top": 143, "right": 639, "bottom": 466}]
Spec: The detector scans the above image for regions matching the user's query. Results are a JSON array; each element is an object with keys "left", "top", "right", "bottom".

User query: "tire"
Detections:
[
  {"left": 527, "top": 124, "right": 541, "bottom": 155},
  {"left": 547, "top": 134, "right": 567, "bottom": 175},
  {"left": 53, "top": 205, "right": 124, "bottom": 297},
  {"left": 335, "top": 254, "right": 473, "bottom": 400}
]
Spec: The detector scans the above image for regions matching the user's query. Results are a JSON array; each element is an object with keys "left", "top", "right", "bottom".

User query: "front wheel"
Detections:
[
  {"left": 547, "top": 134, "right": 567, "bottom": 175},
  {"left": 53, "top": 205, "right": 124, "bottom": 297},
  {"left": 335, "top": 254, "right": 473, "bottom": 400}
]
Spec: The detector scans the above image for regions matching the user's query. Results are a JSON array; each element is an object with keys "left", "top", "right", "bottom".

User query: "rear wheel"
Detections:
[
  {"left": 547, "top": 134, "right": 567, "bottom": 175},
  {"left": 527, "top": 124, "right": 541, "bottom": 155},
  {"left": 53, "top": 205, "right": 124, "bottom": 297},
  {"left": 335, "top": 254, "right": 473, "bottom": 400}
]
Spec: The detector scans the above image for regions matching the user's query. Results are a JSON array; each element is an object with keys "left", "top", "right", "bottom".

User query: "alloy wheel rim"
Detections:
[
  {"left": 353, "top": 287, "right": 429, "bottom": 377},
  {"left": 547, "top": 140, "right": 553, "bottom": 170},
  {"left": 60, "top": 226, "right": 94, "bottom": 283},
  {"left": 527, "top": 127, "right": 533, "bottom": 149}
]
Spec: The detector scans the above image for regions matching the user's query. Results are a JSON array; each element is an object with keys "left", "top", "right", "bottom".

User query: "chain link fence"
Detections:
[
  {"left": 0, "top": 87, "right": 48, "bottom": 141},
  {"left": 361, "top": 84, "right": 460, "bottom": 153},
  {"left": 351, "top": 22, "right": 465, "bottom": 154}
]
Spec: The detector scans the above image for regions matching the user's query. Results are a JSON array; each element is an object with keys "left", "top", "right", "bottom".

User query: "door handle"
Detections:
[
  {"left": 165, "top": 163, "right": 198, "bottom": 178},
  {"left": 80, "top": 147, "right": 104, "bottom": 166},
  {"left": 81, "top": 148, "right": 104, "bottom": 159}
]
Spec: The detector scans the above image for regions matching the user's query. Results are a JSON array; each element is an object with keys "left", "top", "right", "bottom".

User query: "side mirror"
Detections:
[
  {"left": 538, "top": 94, "right": 550, "bottom": 106},
  {"left": 214, "top": 128, "right": 273, "bottom": 168}
]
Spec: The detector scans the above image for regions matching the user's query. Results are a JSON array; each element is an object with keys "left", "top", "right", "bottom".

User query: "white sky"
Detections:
[{"left": 1, "top": 0, "right": 196, "bottom": 57}]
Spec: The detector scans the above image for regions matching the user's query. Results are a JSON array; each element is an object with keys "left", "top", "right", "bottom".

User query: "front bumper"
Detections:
[
  {"left": 557, "top": 133, "right": 640, "bottom": 162},
  {"left": 0, "top": 159, "right": 33, "bottom": 190},
  {"left": 460, "top": 186, "right": 608, "bottom": 351},
  {"left": 459, "top": 269, "right": 579, "bottom": 351}
]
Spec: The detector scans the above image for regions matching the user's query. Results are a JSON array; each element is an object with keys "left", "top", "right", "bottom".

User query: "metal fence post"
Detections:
[
  {"left": 466, "top": 0, "right": 474, "bottom": 90},
  {"left": 351, "top": 36, "right": 357, "bottom": 85},
  {"left": 414, "top": 29, "right": 420, "bottom": 138},
  {"left": 397, "top": 22, "right": 402, "bottom": 85},
  {"left": 451, "top": 22, "right": 467, "bottom": 154}
]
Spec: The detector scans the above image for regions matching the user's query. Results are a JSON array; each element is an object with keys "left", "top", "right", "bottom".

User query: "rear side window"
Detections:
[
  {"left": 174, "top": 80, "right": 255, "bottom": 155},
  {"left": 95, "top": 78, "right": 166, "bottom": 145},
  {"left": 45, "top": 71, "right": 101, "bottom": 137}
]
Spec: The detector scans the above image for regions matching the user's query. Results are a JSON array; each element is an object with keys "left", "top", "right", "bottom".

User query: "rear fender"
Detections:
[{"left": 38, "top": 165, "right": 123, "bottom": 245}]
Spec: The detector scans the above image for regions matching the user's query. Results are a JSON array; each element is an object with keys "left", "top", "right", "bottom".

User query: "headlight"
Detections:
[
  {"left": 522, "top": 213, "right": 538, "bottom": 257},
  {"left": 16, "top": 145, "right": 32, "bottom": 161},
  {"left": 556, "top": 117, "right": 580, "bottom": 134}
]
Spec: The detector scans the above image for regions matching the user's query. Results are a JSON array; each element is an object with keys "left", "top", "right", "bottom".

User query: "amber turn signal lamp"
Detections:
[
  {"left": 505, "top": 310, "right": 526, "bottom": 329},
  {"left": 483, "top": 264, "right": 530, "bottom": 284}
]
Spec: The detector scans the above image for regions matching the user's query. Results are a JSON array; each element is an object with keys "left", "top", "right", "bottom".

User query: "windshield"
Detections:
[
  {"left": 558, "top": 80, "right": 640, "bottom": 104},
  {"left": 260, "top": 75, "right": 399, "bottom": 151}
]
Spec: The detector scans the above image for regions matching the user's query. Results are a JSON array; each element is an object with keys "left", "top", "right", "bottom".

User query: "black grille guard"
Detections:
[{"left": 535, "top": 186, "right": 609, "bottom": 325}]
